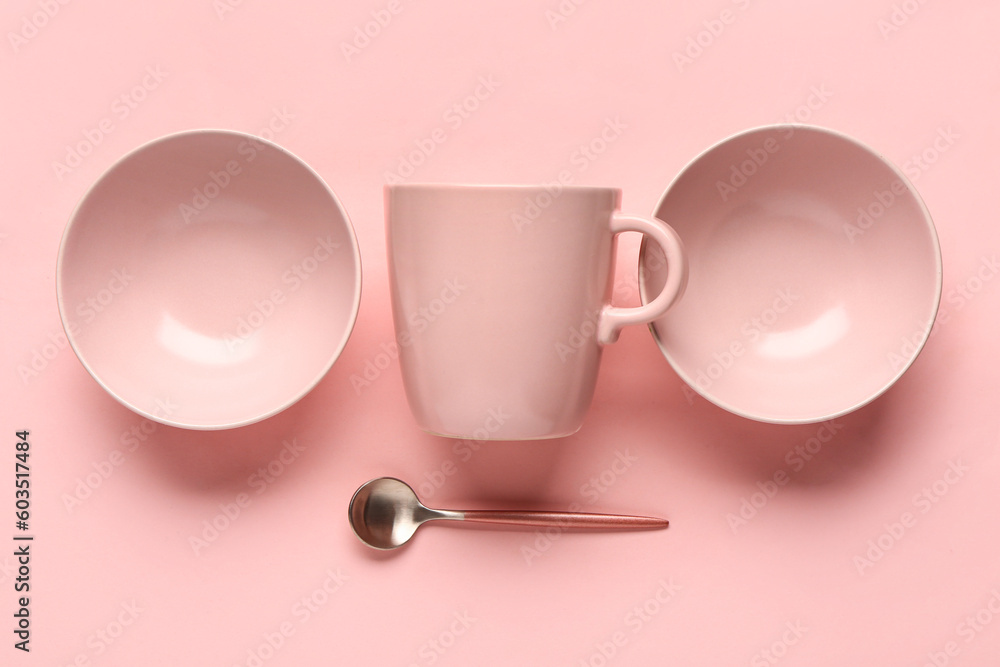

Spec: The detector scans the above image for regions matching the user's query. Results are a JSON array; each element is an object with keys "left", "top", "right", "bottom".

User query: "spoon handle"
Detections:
[{"left": 454, "top": 510, "right": 668, "bottom": 529}]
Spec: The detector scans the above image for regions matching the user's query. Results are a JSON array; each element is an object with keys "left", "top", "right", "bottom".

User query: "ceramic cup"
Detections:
[{"left": 385, "top": 184, "right": 687, "bottom": 440}]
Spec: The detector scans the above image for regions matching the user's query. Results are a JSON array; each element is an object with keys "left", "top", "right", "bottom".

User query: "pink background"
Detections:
[{"left": 3, "top": 1, "right": 999, "bottom": 665}]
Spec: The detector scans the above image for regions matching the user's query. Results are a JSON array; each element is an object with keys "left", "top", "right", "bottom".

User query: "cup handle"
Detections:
[{"left": 597, "top": 213, "right": 687, "bottom": 345}]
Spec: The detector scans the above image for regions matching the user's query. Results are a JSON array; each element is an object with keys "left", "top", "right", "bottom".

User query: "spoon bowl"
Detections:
[{"left": 348, "top": 477, "right": 440, "bottom": 550}]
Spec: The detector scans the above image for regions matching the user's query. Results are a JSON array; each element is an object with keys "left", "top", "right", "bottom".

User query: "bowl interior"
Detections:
[
  {"left": 640, "top": 126, "right": 941, "bottom": 423},
  {"left": 58, "top": 130, "right": 361, "bottom": 428}
]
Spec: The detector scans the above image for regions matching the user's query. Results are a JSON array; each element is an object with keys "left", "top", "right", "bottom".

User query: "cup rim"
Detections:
[{"left": 384, "top": 182, "right": 621, "bottom": 195}]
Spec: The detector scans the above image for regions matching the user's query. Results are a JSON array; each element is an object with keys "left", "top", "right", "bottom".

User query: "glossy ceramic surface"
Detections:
[
  {"left": 386, "top": 184, "right": 686, "bottom": 440},
  {"left": 57, "top": 130, "right": 362, "bottom": 429},
  {"left": 640, "top": 125, "right": 942, "bottom": 423}
]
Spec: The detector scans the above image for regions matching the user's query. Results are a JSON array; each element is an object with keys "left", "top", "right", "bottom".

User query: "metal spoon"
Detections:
[{"left": 348, "top": 477, "right": 669, "bottom": 550}]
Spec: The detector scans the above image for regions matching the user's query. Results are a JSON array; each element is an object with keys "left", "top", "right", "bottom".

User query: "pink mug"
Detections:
[{"left": 385, "top": 183, "right": 686, "bottom": 440}]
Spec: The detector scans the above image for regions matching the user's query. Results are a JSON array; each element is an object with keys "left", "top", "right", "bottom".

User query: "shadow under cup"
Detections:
[{"left": 385, "top": 184, "right": 684, "bottom": 441}]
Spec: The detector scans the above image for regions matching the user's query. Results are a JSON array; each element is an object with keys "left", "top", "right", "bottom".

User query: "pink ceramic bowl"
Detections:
[
  {"left": 640, "top": 125, "right": 942, "bottom": 423},
  {"left": 57, "top": 130, "right": 362, "bottom": 429}
]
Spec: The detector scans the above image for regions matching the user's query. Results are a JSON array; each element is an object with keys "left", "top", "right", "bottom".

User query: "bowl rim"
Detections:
[
  {"left": 638, "top": 123, "right": 943, "bottom": 424},
  {"left": 55, "top": 128, "right": 363, "bottom": 430}
]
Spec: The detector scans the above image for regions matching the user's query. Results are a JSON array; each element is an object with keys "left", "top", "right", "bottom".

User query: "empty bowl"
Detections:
[
  {"left": 640, "top": 125, "right": 942, "bottom": 423},
  {"left": 57, "top": 129, "right": 362, "bottom": 429}
]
